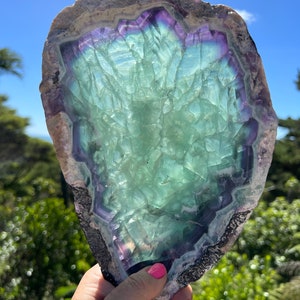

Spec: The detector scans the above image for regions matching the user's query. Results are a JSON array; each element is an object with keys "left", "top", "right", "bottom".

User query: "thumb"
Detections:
[{"left": 105, "top": 263, "right": 167, "bottom": 300}]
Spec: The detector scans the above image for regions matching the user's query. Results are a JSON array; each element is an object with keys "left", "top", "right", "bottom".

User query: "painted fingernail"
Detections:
[{"left": 147, "top": 263, "right": 167, "bottom": 279}]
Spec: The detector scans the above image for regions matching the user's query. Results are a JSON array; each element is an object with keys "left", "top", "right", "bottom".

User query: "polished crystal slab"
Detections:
[{"left": 40, "top": 1, "right": 277, "bottom": 299}]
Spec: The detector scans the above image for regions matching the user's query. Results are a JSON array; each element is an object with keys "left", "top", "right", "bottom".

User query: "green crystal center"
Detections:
[{"left": 62, "top": 20, "right": 248, "bottom": 266}]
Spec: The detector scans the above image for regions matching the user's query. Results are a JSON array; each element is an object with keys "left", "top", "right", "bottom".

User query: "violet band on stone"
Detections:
[{"left": 40, "top": 1, "right": 277, "bottom": 299}]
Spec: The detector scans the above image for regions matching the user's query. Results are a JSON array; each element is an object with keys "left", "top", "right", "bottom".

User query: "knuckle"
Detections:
[{"left": 127, "top": 273, "right": 148, "bottom": 291}]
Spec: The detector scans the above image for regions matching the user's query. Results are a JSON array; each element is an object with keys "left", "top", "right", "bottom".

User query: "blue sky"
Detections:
[{"left": 0, "top": 0, "right": 299, "bottom": 138}]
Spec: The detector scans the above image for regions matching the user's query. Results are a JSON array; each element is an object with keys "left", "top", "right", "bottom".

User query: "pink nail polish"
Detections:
[{"left": 147, "top": 263, "right": 167, "bottom": 279}]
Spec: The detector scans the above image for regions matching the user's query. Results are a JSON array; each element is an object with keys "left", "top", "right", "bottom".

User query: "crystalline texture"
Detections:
[
  {"left": 40, "top": 1, "right": 277, "bottom": 298},
  {"left": 61, "top": 10, "right": 248, "bottom": 267}
]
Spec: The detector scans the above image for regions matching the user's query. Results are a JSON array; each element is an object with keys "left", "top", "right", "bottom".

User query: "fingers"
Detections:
[
  {"left": 172, "top": 285, "right": 193, "bottom": 300},
  {"left": 73, "top": 263, "right": 193, "bottom": 300},
  {"left": 72, "top": 264, "right": 114, "bottom": 300},
  {"left": 105, "top": 263, "right": 167, "bottom": 300}
]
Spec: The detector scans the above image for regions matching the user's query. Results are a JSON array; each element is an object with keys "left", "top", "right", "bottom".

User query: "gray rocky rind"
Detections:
[
  {"left": 72, "top": 186, "right": 119, "bottom": 286},
  {"left": 177, "top": 210, "right": 251, "bottom": 284}
]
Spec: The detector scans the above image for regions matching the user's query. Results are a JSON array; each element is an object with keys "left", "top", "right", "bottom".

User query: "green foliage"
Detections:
[
  {"left": 192, "top": 196, "right": 300, "bottom": 299},
  {"left": 0, "top": 198, "right": 94, "bottom": 299},
  {"left": 265, "top": 118, "right": 300, "bottom": 201},
  {"left": 295, "top": 69, "right": 300, "bottom": 91},
  {"left": 0, "top": 96, "right": 62, "bottom": 208},
  {"left": 277, "top": 261, "right": 300, "bottom": 279},
  {"left": 270, "top": 276, "right": 300, "bottom": 300},
  {"left": 193, "top": 253, "right": 279, "bottom": 300},
  {"left": 0, "top": 95, "right": 29, "bottom": 166},
  {"left": 236, "top": 198, "right": 300, "bottom": 264},
  {"left": 0, "top": 56, "right": 91, "bottom": 300},
  {"left": 0, "top": 48, "right": 23, "bottom": 78}
]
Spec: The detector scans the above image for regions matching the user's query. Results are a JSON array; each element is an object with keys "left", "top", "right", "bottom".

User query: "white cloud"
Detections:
[{"left": 235, "top": 9, "right": 256, "bottom": 24}]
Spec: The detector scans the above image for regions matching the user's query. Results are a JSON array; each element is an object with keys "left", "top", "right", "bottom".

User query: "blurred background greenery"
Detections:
[{"left": 0, "top": 48, "right": 299, "bottom": 299}]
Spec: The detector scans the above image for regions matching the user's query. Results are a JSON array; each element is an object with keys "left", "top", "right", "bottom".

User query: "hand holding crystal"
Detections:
[{"left": 72, "top": 263, "right": 192, "bottom": 300}]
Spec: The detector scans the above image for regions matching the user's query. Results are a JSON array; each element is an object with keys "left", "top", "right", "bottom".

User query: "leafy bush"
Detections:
[
  {"left": 0, "top": 198, "right": 94, "bottom": 299},
  {"left": 270, "top": 276, "right": 300, "bottom": 300},
  {"left": 191, "top": 197, "right": 300, "bottom": 299},
  {"left": 236, "top": 197, "right": 300, "bottom": 265},
  {"left": 192, "top": 253, "right": 279, "bottom": 300}
]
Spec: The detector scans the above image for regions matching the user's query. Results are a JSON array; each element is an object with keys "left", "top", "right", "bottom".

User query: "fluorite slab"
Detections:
[{"left": 40, "top": 0, "right": 277, "bottom": 298}]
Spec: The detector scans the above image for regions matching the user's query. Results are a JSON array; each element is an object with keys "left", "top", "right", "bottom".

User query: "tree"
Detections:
[
  {"left": 264, "top": 118, "right": 300, "bottom": 201},
  {"left": 0, "top": 48, "right": 22, "bottom": 78},
  {"left": 263, "top": 70, "right": 300, "bottom": 201},
  {"left": 295, "top": 70, "right": 300, "bottom": 91},
  {"left": 0, "top": 95, "right": 62, "bottom": 204},
  {"left": 0, "top": 95, "right": 28, "bottom": 164},
  {"left": 0, "top": 48, "right": 90, "bottom": 299},
  {"left": 0, "top": 48, "right": 27, "bottom": 179}
]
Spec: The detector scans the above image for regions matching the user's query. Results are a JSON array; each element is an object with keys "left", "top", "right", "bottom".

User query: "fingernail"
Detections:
[{"left": 147, "top": 263, "right": 167, "bottom": 279}]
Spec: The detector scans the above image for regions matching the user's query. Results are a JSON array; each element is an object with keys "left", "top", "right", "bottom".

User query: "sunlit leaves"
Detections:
[
  {"left": 237, "top": 198, "right": 300, "bottom": 263},
  {"left": 193, "top": 253, "right": 279, "bottom": 300},
  {"left": 0, "top": 198, "right": 94, "bottom": 299},
  {"left": 191, "top": 196, "right": 300, "bottom": 299}
]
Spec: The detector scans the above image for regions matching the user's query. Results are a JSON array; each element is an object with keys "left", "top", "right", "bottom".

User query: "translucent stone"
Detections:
[{"left": 40, "top": 1, "right": 277, "bottom": 298}]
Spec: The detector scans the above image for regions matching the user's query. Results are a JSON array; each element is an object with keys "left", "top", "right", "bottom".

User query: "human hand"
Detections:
[{"left": 72, "top": 263, "right": 192, "bottom": 300}]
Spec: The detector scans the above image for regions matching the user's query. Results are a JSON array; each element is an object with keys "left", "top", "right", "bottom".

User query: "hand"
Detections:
[{"left": 72, "top": 263, "right": 193, "bottom": 300}]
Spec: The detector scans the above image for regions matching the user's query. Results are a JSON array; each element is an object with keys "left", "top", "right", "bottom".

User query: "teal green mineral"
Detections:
[
  {"left": 63, "top": 18, "right": 247, "bottom": 266},
  {"left": 40, "top": 1, "right": 277, "bottom": 299}
]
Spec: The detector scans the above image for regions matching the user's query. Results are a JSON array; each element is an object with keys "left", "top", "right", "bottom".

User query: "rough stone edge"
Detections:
[
  {"left": 40, "top": 0, "right": 278, "bottom": 298},
  {"left": 72, "top": 186, "right": 122, "bottom": 285},
  {"left": 177, "top": 210, "right": 251, "bottom": 284}
]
